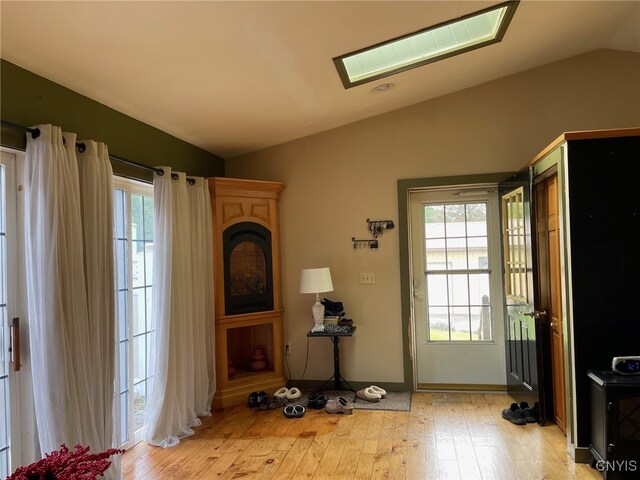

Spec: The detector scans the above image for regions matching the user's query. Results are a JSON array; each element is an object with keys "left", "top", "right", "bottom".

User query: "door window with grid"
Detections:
[
  {"left": 114, "top": 178, "right": 154, "bottom": 448},
  {"left": 423, "top": 202, "right": 493, "bottom": 341}
]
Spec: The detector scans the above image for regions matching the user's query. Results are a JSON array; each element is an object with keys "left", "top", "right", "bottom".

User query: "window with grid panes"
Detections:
[
  {"left": 501, "top": 187, "right": 528, "bottom": 302},
  {"left": 0, "top": 160, "right": 11, "bottom": 477},
  {"left": 424, "top": 201, "right": 494, "bottom": 342},
  {"left": 114, "top": 177, "right": 154, "bottom": 448}
]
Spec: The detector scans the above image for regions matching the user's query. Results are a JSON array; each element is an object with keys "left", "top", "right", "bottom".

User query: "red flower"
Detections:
[{"left": 8, "top": 444, "right": 124, "bottom": 480}]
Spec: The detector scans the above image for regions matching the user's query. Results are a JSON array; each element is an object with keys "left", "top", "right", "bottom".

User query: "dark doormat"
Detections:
[{"left": 297, "top": 389, "right": 412, "bottom": 412}]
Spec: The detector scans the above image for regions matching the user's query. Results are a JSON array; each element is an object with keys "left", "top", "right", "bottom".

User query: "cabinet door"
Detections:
[{"left": 611, "top": 392, "right": 640, "bottom": 463}]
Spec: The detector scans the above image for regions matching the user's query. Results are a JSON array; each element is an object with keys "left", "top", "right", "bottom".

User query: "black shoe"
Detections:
[
  {"left": 519, "top": 402, "right": 537, "bottom": 423},
  {"left": 308, "top": 392, "right": 328, "bottom": 409},
  {"left": 258, "top": 391, "right": 269, "bottom": 406},
  {"left": 501, "top": 402, "right": 526, "bottom": 425}
]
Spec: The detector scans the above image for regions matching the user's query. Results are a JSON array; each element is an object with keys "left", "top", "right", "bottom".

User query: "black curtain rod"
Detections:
[{"left": 1, "top": 120, "right": 195, "bottom": 185}]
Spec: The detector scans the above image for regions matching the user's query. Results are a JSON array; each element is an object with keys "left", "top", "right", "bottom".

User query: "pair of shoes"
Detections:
[
  {"left": 274, "top": 387, "right": 301, "bottom": 400},
  {"left": 501, "top": 402, "right": 527, "bottom": 425},
  {"left": 356, "top": 386, "right": 383, "bottom": 402},
  {"left": 283, "top": 404, "right": 306, "bottom": 418},
  {"left": 368, "top": 385, "right": 386, "bottom": 398},
  {"left": 260, "top": 395, "right": 288, "bottom": 411},
  {"left": 520, "top": 402, "right": 537, "bottom": 423},
  {"left": 325, "top": 396, "right": 354, "bottom": 415},
  {"left": 308, "top": 392, "right": 328, "bottom": 409},
  {"left": 248, "top": 391, "right": 268, "bottom": 408}
]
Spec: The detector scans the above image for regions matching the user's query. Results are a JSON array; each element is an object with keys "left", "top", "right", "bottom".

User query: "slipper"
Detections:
[
  {"left": 286, "top": 387, "right": 301, "bottom": 400},
  {"left": 356, "top": 387, "right": 381, "bottom": 402},
  {"left": 325, "top": 398, "right": 341, "bottom": 414},
  {"left": 369, "top": 385, "right": 386, "bottom": 398},
  {"left": 283, "top": 404, "right": 305, "bottom": 418},
  {"left": 337, "top": 396, "right": 354, "bottom": 414},
  {"left": 274, "top": 387, "right": 289, "bottom": 399},
  {"left": 261, "top": 395, "right": 288, "bottom": 410},
  {"left": 325, "top": 398, "right": 353, "bottom": 415}
]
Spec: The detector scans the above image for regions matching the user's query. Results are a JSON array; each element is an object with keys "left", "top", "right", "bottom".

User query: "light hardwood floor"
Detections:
[{"left": 121, "top": 392, "right": 602, "bottom": 479}]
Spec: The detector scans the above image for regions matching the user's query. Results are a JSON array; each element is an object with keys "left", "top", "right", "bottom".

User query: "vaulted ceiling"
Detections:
[{"left": 1, "top": 1, "right": 639, "bottom": 159}]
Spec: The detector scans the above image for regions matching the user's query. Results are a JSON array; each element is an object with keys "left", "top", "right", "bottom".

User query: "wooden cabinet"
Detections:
[
  {"left": 588, "top": 370, "right": 640, "bottom": 479},
  {"left": 209, "top": 177, "right": 286, "bottom": 408},
  {"left": 520, "top": 128, "right": 640, "bottom": 459}
]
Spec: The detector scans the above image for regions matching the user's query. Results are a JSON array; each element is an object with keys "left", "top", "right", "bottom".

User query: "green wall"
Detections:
[{"left": 1, "top": 59, "right": 224, "bottom": 181}]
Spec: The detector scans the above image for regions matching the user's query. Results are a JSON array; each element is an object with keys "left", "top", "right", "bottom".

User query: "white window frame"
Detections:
[
  {"left": 113, "top": 176, "right": 154, "bottom": 449},
  {"left": 1, "top": 148, "right": 36, "bottom": 475}
]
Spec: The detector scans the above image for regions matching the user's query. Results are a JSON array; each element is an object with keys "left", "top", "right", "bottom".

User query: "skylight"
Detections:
[{"left": 333, "top": 1, "right": 519, "bottom": 89}]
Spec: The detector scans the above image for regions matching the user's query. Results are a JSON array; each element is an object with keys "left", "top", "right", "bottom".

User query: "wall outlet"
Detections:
[
  {"left": 285, "top": 343, "right": 292, "bottom": 355},
  {"left": 359, "top": 272, "right": 376, "bottom": 284}
]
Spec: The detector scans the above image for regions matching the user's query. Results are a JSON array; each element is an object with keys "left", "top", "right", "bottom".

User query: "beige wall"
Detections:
[{"left": 225, "top": 49, "right": 640, "bottom": 386}]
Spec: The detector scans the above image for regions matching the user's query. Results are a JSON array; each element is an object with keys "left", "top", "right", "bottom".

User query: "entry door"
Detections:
[
  {"left": 410, "top": 187, "right": 506, "bottom": 388},
  {"left": 1, "top": 151, "right": 20, "bottom": 476},
  {"left": 499, "top": 168, "right": 547, "bottom": 423}
]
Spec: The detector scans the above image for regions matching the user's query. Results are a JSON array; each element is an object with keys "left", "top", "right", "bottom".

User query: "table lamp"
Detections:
[{"left": 299, "top": 267, "right": 334, "bottom": 332}]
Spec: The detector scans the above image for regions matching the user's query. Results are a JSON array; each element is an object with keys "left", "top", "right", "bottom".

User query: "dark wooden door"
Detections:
[
  {"left": 534, "top": 171, "right": 566, "bottom": 433},
  {"left": 499, "top": 168, "right": 547, "bottom": 424}
]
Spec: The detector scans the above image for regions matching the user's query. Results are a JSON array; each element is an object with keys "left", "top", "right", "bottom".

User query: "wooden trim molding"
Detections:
[
  {"left": 526, "top": 127, "right": 640, "bottom": 168},
  {"left": 417, "top": 383, "right": 507, "bottom": 392}
]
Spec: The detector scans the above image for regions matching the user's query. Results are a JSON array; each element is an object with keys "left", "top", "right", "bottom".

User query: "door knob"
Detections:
[{"left": 523, "top": 310, "right": 547, "bottom": 319}]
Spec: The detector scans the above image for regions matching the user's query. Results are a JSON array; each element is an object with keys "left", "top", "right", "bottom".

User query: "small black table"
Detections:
[{"left": 307, "top": 326, "right": 356, "bottom": 391}]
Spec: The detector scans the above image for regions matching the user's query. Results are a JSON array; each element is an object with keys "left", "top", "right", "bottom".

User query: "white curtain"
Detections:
[
  {"left": 145, "top": 169, "right": 215, "bottom": 448},
  {"left": 24, "top": 125, "right": 119, "bottom": 477},
  {"left": 189, "top": 177, "right": 216, "bottom": 415}
]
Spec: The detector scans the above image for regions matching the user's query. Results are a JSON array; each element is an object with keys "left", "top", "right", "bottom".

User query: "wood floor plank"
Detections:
[
  {"left": 333, "top": 438, "right": 364, "bottom": 479},
  {"left": 352, "top": 452, "right": 375, "bottom": 480},
  {"left": 121, "top": 392, "right": 594, "bottom": 480},
  {"left": 273, "top": 434, "right": 315, "bottom": 477}
]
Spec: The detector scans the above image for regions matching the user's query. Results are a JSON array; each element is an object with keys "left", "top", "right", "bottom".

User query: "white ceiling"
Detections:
[{"left": 1, "top": 1, "right": 639, "bottom": 159}]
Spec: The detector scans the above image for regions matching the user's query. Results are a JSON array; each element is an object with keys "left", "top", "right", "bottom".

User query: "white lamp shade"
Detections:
[{"left": 299, "top": 267, "right": 334, "bottom": 294}]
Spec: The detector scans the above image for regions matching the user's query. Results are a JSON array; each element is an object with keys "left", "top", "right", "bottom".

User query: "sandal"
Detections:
[
  {"left": 283, "top": 404, "right": 305, "bottom": 418},
  {"left": 356, "top": 387, "right": 381, "bottom": 402},
  {"left": 369, "top": 385, "right": 386, "bottom": 398}
]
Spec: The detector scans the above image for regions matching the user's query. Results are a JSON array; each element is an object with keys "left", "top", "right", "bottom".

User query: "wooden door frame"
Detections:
[{"left": 531, "top": 148, "right": 577, "bottom": 454}]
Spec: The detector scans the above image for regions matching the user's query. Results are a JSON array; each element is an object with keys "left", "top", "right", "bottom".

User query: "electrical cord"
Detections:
[
  {"left": 284, "top": 336, "right": 310, "bottom": 381},
  {"left": 285, "top": 345, "right": 292, "bottom": 381},
  {"left": 301, "top": 336, "right": 310, "bottom": 380}
]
